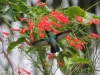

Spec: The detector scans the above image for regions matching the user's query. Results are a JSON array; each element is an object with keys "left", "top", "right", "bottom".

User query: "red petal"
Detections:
[
  {"left": 26, "top": 41, "right": 30, "bottom": 45},
  {"left": 48, "top": 53, "right": 53, "bottom": 60},
  {"left": 22, "top": 68, "right": 30, "bottom": 75},
  {"left": 36, "top": 3, "right": 46, "bottom": 6},
  {"left": 20, "top": 18, "right": 26, "bottom": 21},
  {"left": 90, "top": 33, "right": 98, "bottom": 38},
  {"left": 58, "top": 61, "right": 63, "bottom": 66},
  {"left": 75, "top": 45, "right": 83, "bottom": 50},
  {"left": 10, "top": 28, "right": 20, "bottom": 31},
  {"left": 75, "top": 15, "right": 83, "bottom": 23},
  {"left": 18, "top": 66, "right": 21, "bottom": 74},
  {"left": 2, "top": 32, "right": 10, "bottom": 36}
]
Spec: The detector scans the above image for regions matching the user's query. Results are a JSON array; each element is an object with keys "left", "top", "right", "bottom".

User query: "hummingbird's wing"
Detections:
[
  {"left": 30, "top": 39, "right": 49, "bottom": 46},
  {"left": 55, "top": 30, "right": 72, "bottom": 41}
]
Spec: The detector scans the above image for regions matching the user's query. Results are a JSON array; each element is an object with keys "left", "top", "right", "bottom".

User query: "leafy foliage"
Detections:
[
  {"left": 63, "top": 6, "right": 86, "bottom": 18},
  {"left": 7, "top": 37, "right": 26, "bottom": 52},
  {"left": 0, "top": 0, "right": 100, "bottom": 75}
]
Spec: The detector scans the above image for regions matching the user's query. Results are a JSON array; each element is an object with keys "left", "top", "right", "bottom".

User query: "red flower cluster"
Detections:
[
  {"left": 90, "top": 18, "right": 100, "bottom": 25},
  {"left": 49, "top": 11, "right": 70, "bottom": 23},
  {"left": 90, "top": 33, "right": 100, "bottom": 38},
  {"left": 75, "top": 15, "right": 83, "bottom": 23},
  {"left": 27, "top": 20, "right": 34, "bottom": 42},
  {"left": 36, "top": 11, "right": 70, "bottom": 39},
  {"left": 11, "top": 19, "right": 34, "bottom": 42},
  {"left": 18, "top": 66, "right": 30, "bottom": 75},
  {"left": 66, "top": 35, "right": 84, "bottom": 50},
  {"left": 36, "top": 16, "right": 61, "bottom": 38},
  {"left": 36, "top": 16, "right": 50, "bottom": 38}
]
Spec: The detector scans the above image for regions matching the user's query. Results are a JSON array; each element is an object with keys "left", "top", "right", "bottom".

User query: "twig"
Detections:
[{"left": 0, "top": 27, "right": 17, "bottom": 75}]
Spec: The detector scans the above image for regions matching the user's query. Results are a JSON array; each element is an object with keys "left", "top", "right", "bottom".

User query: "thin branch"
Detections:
[{"left": 0, "top": 27, "right": 17, "bottom": 75}]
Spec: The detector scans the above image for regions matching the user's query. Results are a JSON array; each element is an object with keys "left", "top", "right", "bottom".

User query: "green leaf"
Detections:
[
  {"left": 7, "top": 37, "right": 26, "bottom": 52},
  {"left": 72, "top": 57, "right": 90, "bottom": 64},
  {"left": 86, "top": 11, "right": 100, "bottom": 19},
  {"left": 0, "top": 0, "right": 8, "bottom": 3},
  {"left": 67, "top": 47, "right": 78, "bottom": 56},
  {"left": 0, "top": 5, "right": 4, "bottom": 13},
  {"left": 85, "top": 11, "right": 94, "bottom": 18},
  {"left": 63, "top": 57, "right": 74, "bottom": 70},
  {"left": 64, "top": 6, "right": 86, "bottom": 18},
  {"left": 77, "top": 50, "right": 84, "bottom": 57},
  {"left": 2, "top": 8, "right": 15, "bottom": 21},
  {"left": 17, "top": 2, "right": 30, "bottom": 14},
  {"left": 59, "top": 65, "right": 67, "bottom": 73},
  {"left": 56, "top": 51, "right": 72, "bottom": 61}
]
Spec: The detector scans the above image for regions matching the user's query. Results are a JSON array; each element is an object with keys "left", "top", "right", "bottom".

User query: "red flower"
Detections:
[
  {"left": 20, "top": 27, "right": 28, "bottom": 34},
  {"left": 22, "top": 68, "right": 30, "bottom": 75},
  {"left": 90, "top": 33, "right": 97, "bottom": 38},
  {"left": 10, "top": 28, "right": 20, "bottom": 31},
  {"left": 66, "top": 36, "right": 84, "bottom": 50},
  {"left": 48, "top": 53, "right": 53, "bottom": 60},
  {"left": 74, "top": 38, "right": 79, "bottom": 43},
  {"left": 20, "top": 18, "right": 26, "bottom": 21},
  {"left": 79, "top": 40, "right": 84, "bottom": 46},
  {"left": 29, "top": 31, "right": 34, "bottom": 42},
  {"left": 51, "top": 27, "right": 59, "bottom": 34},
  {"left": 75, "top": 44, "right": 83, "bottom": 50},
  {"left": 50, "top": 22, "right": 61, "bottom": 27},
  {"left": 26, "top": 41, "right": 30, "bottom": 45},
  {"left": 27, "top": 20, "right": 34, "bottom": 41},
  {"left": 75, "top": 15, "right": 83, "bottom": 23},
  {"left": 37, "top": 16, "right": 51, "bottom": 31},
  {"left": 49, "top": 11, "right": 70, "bottom": 23},
  {"left": 58, "top": 61, "right": 63, "bottom": 66},
  {"left": 27, "top": 20, "right": 34, "bottom": 30},
  {"left": 30, "top": 36, "right": 34, "bottom": 42},
  {"left": 66, "top": 35, "right": 71, "bottom": 40},
  {"left": 90, "top": 18, "right": 100, "bottom": 25},
  {"left": 36, "top": 16, "right": 52, "bottom": 38},
  {"left": 36, "top": 3, "right": 46, "bottom": 6},
  {"left": 18, "top": 66, "right": 21, "bottom": 75},
  {"left": 2, "top": 32, "right": 10, "bottom": 36},
  {"left": 69, "top": 41, "right": 76, "bottom": 46},
  {"left": 39, "top": 33, "right": 44, "bottom": 38},
  {"left": 39, "top": 29, "right": 44, "bottom": 38}
]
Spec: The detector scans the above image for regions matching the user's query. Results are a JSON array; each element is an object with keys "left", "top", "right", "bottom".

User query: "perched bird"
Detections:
[{"left": 30, "top": 30, "right": 72, "bottom": 53}]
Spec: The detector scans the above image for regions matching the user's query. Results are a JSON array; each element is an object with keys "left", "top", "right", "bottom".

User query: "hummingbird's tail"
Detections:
[{"left": 51, "top": 45, "right": 60, "bottom": 53}]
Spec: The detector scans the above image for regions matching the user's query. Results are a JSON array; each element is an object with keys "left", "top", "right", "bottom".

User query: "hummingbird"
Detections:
[{"left": 30, "top": 30, "right": 72, "bottom": 53}]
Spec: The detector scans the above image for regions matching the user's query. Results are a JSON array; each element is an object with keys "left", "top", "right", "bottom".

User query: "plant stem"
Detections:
[
  {"left": 2, "top": 18, "right": 12, "bottom": 27},
  {"left": 0, "top": 27, "right": 17, "bottom": 75},
  {"left": 37, "top": 47, "right": 49, "bottom": 75},
  {"left": 85, "top": 1, "right": 100, "bottom": 11}
]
